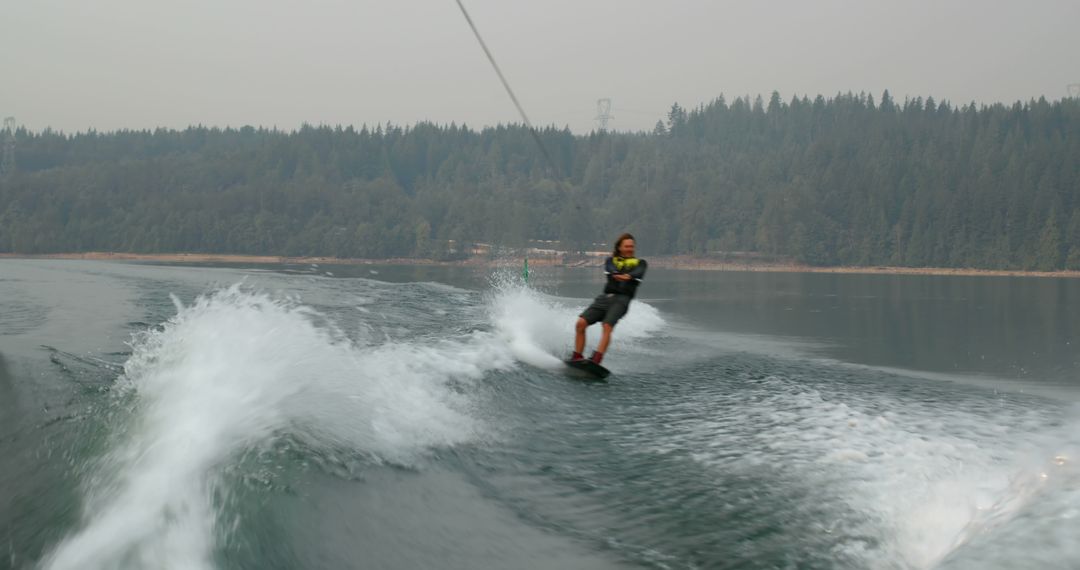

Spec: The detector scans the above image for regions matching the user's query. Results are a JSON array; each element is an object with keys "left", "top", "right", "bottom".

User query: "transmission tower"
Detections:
[
  {"left": 1069, "top": 84, "right": 1080, "bottom": 99},
  {"left": 595, "top": 98, "right": 614, "bottom": 132},
  {"left": 1, "top": 117, "right": 14, "bottom": 177}
]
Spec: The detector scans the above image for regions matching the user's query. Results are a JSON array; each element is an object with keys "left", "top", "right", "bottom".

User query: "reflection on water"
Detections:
[{"left": 606, "top": 270, "right": 1080, "bottom": 388}]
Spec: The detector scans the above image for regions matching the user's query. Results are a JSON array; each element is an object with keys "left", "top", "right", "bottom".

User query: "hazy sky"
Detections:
[{"left": 4, "top": 0, "right": 1078, "bottom": 134}]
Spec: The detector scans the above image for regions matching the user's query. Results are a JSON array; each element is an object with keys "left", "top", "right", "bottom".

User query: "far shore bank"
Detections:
[{"left": 4, "top": 251, "right": 1080, "bottom": 279}]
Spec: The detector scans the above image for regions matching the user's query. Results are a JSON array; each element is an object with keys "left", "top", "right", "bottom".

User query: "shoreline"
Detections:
[{"left": 3, "top": 251, "right": 1080, "bottom": 279}]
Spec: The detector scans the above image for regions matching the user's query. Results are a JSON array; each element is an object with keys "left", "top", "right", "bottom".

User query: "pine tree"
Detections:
[{"left": 1035, "top": 210, "right": 1064, "bottom": 270}]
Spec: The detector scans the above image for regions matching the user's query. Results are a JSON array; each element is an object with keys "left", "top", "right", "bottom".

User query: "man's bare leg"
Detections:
[
  {"left": 573, "top": 317, "right": 588, "bottom": 357},
  {"left": 592, "top": 323, "right": 614, "bottom": 363}
]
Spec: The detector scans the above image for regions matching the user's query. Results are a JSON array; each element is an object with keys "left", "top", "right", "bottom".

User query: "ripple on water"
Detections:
[{"left": 0, "top": 300, "right": 49, "bottom": 336}]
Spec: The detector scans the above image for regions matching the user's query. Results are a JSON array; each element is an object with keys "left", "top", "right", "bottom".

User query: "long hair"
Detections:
[{"left": 612, "top": 233, "right": 635, "bottom": 257}]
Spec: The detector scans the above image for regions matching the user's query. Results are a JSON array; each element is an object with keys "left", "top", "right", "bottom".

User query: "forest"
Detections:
[{"left": 1, "top": 91, "right": 1078, "bottom": 270}]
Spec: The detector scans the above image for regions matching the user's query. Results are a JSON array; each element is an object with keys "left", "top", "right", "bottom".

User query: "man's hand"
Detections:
[{"left": 613, "top": 273, "right": 632, "bottom": 281}]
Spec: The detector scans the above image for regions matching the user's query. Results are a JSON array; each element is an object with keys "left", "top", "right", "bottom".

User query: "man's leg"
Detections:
[
  {"left": 573, "top": 317, "right": 589, "bottom": 357},
  {"left": 597, "top": 323, "right": 614, "bottom": 353},
  {"left": 592, "top": 323, "right": 614, "bottom": 364}
]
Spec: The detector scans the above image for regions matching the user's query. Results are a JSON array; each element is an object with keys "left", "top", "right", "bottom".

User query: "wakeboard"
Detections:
[{"left": 564, "top": 358, "right": 611, "bottom": 380}]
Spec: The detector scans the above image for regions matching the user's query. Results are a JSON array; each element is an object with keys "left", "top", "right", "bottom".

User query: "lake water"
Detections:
[{"left": 2, "top": 259, "right": 1079, "bottom": 569}]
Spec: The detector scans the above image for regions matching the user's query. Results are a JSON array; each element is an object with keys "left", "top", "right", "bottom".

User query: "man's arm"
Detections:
[
  {"left": 603, "top": 256, "right": 617, "bottom": 276},
  {"left": 625, "top": 259, "right": 647, "bottom": 281}
]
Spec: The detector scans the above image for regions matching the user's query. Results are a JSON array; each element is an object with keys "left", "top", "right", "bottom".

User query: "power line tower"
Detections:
[
  {"left": 1, "top": 117, "right": 14, "bottom": 177},
  {"left": 595, "top": 98, "right": 614, "bottom": 132},
  {"left": 1069, "top": 84, "right": 1080, "bottom": 99}
]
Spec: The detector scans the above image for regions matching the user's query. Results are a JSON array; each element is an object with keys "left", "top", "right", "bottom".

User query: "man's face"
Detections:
[{"left": 619, "top": 239, "right": 635, "bottom": 258}]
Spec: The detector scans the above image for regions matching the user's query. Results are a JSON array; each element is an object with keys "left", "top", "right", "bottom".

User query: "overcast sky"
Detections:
[{"left": 3, "top": 0, "right": 1078, "bottom": 134}]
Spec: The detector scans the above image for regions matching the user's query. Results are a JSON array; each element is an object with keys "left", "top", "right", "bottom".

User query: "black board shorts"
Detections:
[{"left": 580, "top": 293, "right": 631, "bottom": 327}]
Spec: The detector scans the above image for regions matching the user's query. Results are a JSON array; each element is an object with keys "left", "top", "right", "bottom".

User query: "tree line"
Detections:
[{"left": 1, "top": 91, "right": 1078, "bottom": 269}]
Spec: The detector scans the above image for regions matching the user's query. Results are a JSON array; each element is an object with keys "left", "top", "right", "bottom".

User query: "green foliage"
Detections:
[{"left": 1, "top": 94, "right": 1079, "bottom": 269}]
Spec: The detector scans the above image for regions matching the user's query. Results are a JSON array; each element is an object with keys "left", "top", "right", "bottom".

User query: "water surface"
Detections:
[{"left": 2, "top": 259, "right": 1078, "bottom": 569}]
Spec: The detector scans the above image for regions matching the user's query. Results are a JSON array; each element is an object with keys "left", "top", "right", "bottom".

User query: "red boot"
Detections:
[{"left": 590, "top": 351, "right": 604, "bottom": 365}]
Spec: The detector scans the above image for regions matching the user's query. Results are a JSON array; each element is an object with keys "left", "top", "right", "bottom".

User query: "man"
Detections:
[{"left": 571, "top": 233, "right": 646, "bottom": 364}]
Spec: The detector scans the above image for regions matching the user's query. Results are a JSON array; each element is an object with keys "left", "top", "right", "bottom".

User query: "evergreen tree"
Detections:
[
  {"left": 667, "top": 103, "right": 688, "bottom": 136},
  {"left": 0, "top": 94, "right": 1077, "bottom": 269}
]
